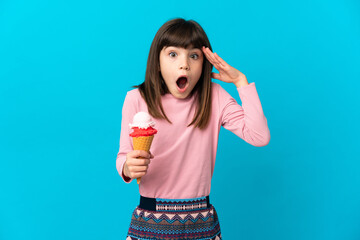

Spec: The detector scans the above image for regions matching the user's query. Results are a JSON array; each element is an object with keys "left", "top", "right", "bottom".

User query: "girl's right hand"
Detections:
[{"left": 123, "top": 150, "right": 154, "bottom": 179}]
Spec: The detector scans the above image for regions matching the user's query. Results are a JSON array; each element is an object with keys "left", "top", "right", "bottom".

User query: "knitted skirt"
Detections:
[{"left": 126, "top": 195, "right": 222, "bottom": 240}]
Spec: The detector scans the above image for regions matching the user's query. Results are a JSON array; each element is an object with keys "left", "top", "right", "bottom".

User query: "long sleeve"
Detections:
[
  {"left": 116, "top": 92, "right": 137, "bottom": 183},
  {"left": 219, "top": 82, "right": 270, "bottom": 146},
  {"left": 115, "top": 84, "right": 270, "bottom": 198}
]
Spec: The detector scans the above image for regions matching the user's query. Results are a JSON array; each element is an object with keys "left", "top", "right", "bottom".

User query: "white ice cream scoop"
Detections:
[{"left": 129, "top": 112, "right": 156, "bottom": 129}]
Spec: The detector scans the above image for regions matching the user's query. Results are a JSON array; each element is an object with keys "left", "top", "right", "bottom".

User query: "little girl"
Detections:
[{"left": 116, "top": 18, "right": 270, "bottom": 240}]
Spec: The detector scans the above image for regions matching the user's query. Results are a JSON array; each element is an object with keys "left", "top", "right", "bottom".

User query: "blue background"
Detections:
[{"left": 1, "top": 0, "right": 359, "bottom": 239}]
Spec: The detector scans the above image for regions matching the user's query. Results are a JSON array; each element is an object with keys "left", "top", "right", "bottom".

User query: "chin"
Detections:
[
  {"left": 173, "top": 93, "right": 190, "bottom": 99},
  {"left": 169, "top": 84, "right": 195, "bottom": 99}
]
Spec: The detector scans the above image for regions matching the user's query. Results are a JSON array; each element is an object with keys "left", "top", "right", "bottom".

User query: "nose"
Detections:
[
  {"left": 179, "top": 57, "right": 190, "bottom": 70},
  {"left": 180, "top": 65, "right": 189, "bottom": 70}
]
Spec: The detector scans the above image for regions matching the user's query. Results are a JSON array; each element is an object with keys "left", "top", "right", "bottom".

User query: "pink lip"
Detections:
[{"left": 176, "top": 75, "right": 189, "bottom": 93}]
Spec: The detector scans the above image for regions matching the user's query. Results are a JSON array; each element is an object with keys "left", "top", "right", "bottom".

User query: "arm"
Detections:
[
  {"left": 202, "top": 46, "right": 270, "bottom": 146},
  {"left": 116, "top": 92, "right": 136, "bottom": 183},
  {"left": 116, "top": 91, "right": 154, "bottom": 183},
  {"left": 218, "top": 82, "right": 270, "bottom": 146}
]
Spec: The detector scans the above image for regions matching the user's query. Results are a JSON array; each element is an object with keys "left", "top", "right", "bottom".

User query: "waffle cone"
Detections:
[{"left": 132, "top": 135, "right": 154, "bottom": 184}]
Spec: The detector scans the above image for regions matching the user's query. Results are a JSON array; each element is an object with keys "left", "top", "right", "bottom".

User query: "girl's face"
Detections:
[{"left": 159, "top": 46, "right": 203, "bottom": 99}]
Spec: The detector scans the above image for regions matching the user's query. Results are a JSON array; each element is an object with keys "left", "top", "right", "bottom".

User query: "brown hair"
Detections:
[{"left": 135, "top": 18, "right": 213, "bottom": 129}]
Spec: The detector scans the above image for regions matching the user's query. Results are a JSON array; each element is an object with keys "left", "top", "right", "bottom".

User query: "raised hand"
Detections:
[{"left": 202, "top": 46, "right": 249, "bottom": 88}]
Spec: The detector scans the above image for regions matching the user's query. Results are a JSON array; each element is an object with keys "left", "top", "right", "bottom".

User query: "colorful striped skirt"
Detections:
[{"left": 126, "top": 195, "right": 222, "bottom": 240}]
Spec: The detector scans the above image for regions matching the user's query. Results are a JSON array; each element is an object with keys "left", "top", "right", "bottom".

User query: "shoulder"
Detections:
[
  {"left": 211, "top": 81, "right": 221, "bottom": 90},
  {"left": 211, "top": 81, "right": 231, "bottom": 99},
  {"left": 124, "top": 88, "right": 142, "bottom": 103},
  {"left": 210, "top": 82, "right": 236, "bottom": 113},
  {"left": 126, "top": 88, "right": 141, "bottom": 99},
  {"left": 122, "top": 88, "right": 142, "bottom": 110}
]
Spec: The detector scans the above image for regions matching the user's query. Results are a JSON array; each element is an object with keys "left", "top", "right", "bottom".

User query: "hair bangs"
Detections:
[{"left": 160, "top": 21, "right": 205, "bottom": 50}]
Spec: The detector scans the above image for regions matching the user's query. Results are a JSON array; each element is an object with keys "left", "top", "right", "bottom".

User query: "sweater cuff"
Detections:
[
  {"left": 237, "top": 81, "right": 255, "bottom": 91},
  {"left": 116, "top": 155, "right": 133, "bottom": 183},
  {"left": 122, "top": 170, "right": 132, "bottom": 183}
]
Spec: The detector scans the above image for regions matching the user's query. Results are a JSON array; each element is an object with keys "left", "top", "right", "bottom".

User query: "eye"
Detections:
[
  {"left": 191, "top": 53, "right": 199, "bottom": 60},
  {"left": 169, "top": 52, "right": 177, "bottom": 57}
]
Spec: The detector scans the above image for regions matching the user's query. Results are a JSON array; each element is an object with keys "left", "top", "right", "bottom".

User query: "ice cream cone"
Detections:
[
  {"left": 132, "top": 135, "right": 155, "bottom": 184},
  {"left": 132, "top": 135, "right": 154, "bottom": 152},
  {"left": 129, "top": 112, "right": 157, "bottom": 184}
]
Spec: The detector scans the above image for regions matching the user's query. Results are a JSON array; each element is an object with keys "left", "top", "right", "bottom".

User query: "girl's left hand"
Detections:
[{"left": 202, "top": 46, "right": 249, "bottom": 88}]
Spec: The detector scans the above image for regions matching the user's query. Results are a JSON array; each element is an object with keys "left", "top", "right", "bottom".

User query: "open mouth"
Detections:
[{"left": 176, "top": 76, "right": 188, "bottom": 91}]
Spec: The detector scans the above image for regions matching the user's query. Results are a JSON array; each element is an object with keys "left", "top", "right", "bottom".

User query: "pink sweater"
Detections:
[{"left": 116, "top": 82, "right": 270, "bottom": 199}]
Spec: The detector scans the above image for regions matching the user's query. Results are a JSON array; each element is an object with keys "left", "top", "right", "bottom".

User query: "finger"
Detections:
[
  {"left": 213, "top": 53, "right": 228, "bottom": 68},
  {"left": 211, "top": 72, "right": 221, "bottom": 80},
  {"left": 202, "top": 46, "right": 217, "bottom": 65},
  {"left": 149, "top": 151, "right": 154, "bottom": 159},
  {"left": 129, "top": 165, "right": 148, "bottom": 172},
  {"left": 204, "top": 48, "right": 224, "bottom": 69},
  {"left": 203, "top": 47, "right": 221, "bottom": 64},
  {"left": 206, "top": 49, "right": 219, "bottom": 66},
  {"left": 129, "top": 150, "right": 151, "bottom": 159},
  {"left": 132, "top": 158, "right": 151, "bottom": 166},
  {"left": 201, "top": 47, "right": 213, "bottom": 64}
]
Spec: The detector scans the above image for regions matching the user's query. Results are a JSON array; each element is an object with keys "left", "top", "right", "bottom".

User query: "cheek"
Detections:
[
  {"left": 159, "top": 63, "right": 167, "bottom": 77},
  {"left": 195, "top": 63, "right": 203, "bottom": 77},
  {"left": 159, "top": 57, "right": 164, "bottom": 71},
  {"left": 160, "top": 59, "right": 173, "bottom": 73},
  {"left": 196, "top": 59, "right": 204, "bottom": 71}
]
